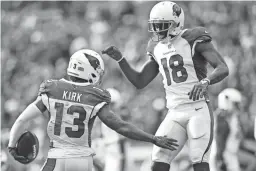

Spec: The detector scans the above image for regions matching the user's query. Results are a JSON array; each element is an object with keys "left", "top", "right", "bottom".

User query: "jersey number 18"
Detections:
[{"left": 161, "top": 54, "right": 188, "bottom": 85}]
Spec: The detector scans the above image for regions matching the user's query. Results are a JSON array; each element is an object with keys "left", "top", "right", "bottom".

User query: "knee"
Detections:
[
  {"left": 151, "top": 162, "right": 170, "bottom": 171},
  {"left": 190, "top": 149, "right": 205, "bottom": 163}
]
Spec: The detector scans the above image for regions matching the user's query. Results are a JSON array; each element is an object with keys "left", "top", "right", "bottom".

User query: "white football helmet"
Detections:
[
  {"left": 148, "top": 1, "right": 184, "bottom": 40},
  {"left": 67, "top": 49, "right": 104, "bottom": 85},
  {"left": 218, "top": 88, "right": 242, "bottom": 111}
]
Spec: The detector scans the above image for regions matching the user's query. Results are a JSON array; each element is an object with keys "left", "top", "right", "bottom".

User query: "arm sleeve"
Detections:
[
  {"left": 38, "top": 81, "right": 49, "bottom": 96},
  {"left": 89, "top": 88, "right": 111, "bottom": 118},
  {"left": 90, "top": 102, "right": 107, "bottom": 118},
  {"left": 37, "top": 80, "right": 56, "bottom": 111},
  {"left": 182, "top": 27, "right": 212, "bottom": 56}
]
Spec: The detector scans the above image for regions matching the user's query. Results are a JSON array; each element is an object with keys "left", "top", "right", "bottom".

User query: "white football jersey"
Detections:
[
  {"left": 39, "top": 79, "right": 111, "bottom": 158},
  {"left": 147, "top": 27, "right": 212, "bottom": 109}
]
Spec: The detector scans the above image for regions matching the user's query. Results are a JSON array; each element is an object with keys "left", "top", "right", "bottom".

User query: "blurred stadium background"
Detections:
[{"left": 1, "top": 1, "right": 256, "bottom": 171}]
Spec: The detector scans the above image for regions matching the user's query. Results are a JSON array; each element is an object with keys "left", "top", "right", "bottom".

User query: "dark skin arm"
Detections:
[
  {"left": 97, "top": 104, "right": 178, "bottom": 151},
  {"left": 102, "top": 46, "right": 159, "bottom": 89},
  {"left": 189, "top": 42, "right": 229, "bottom": 101},
  {"left": 198, "top": 42, "right": 229, "bottom": 84}
]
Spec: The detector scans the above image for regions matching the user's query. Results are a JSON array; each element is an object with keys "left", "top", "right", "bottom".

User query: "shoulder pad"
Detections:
[
  {"left": 91, "top": 86, "right": 111, "bottom": 104},
  {"left": 146, "top": 39, "right": 158, "bottom": 60},
  {"left": 182, "top": 27, "right": 212, "bottom": 47},
  {"left": 38, "top": 79, "right": 57, "bottom": 96}
]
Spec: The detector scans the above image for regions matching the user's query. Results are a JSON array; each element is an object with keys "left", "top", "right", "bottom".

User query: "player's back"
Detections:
[{"left": 39, "top": 78, "right": 111, "bottom": 158}]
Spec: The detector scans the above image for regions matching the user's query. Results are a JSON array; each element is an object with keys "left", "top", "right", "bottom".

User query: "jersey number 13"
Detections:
[
  {"left": 161, "top": 54, "right": 188, "bottom": 85},
  {"left": 54, "top": 102, "right": 86, "bottom": 138}
]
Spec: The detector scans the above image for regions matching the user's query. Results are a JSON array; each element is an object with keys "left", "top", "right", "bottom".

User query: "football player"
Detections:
[
  {"left": 210, "top": 88, "right": 256, "bottom": 171},
  {"left": 102, "top": 1, "right": 229, "bottom": 171},
  {"left": 209, "top": 88, "right": 243, "bottom": 171},
  {"left": 8, "top": 49, "right": 179, "bottom": 171}
]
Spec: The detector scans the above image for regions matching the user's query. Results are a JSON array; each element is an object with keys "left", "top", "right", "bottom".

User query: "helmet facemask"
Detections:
[
  {"left": 148, "top": 20, "right": 178, "bottom": 41},
  {"left": 148, "top": 1, "right": 184, "bottom": 42},
  {"left": 90, "top": 69, "right": 104, "bottom": 86}
]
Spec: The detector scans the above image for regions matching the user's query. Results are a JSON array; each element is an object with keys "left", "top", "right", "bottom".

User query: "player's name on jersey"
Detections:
[{"left": 62, "top": 91, "right": 82, "bottom": 102}]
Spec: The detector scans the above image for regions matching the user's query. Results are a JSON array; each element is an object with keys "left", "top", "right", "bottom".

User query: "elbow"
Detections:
[
  {"left": 133, "top": 78, "right": 147, "bottom": 89},
  {"left": 224, "top": 65, "right": 229, "bottom": 78},
  {"left": 115, "top": 124, "right": 129, "bottom": 135},
  {"left": 130, "top": 81, "right": 145, "bottom": 89},
  {"left": 136, "top": 84, "right": 146, "bottom": 90},
  {"left": 14, "top": 118, "right": 25, "bottom": 127},
  {"left": 11, "top": 118, "right": 26, "bottom": 132},
  {"left": 132, "top": 75, "right": 147, "bottom": 89}
]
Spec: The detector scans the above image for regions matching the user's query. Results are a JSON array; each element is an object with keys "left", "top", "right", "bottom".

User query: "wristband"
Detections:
[
  {"left": 201, "top": 78, "right": 210, "bottom": 85},
  {"left": 152, "top": 135, "right": 157, "bottom": 144},
  {"left": 117, "top": 57, "right": 124, "bottom": 63}
]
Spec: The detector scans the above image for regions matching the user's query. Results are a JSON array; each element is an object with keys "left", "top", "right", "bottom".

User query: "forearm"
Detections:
[
  {"left": 8, "top": 119, "right": 26, "bottom": 147},
  {"left": 99, "top": 106, "right": 155, "bottom": 143},
  {"left": 207, "top": 65, "right": 229, "bottom": 85},
  {"left": 8, "top": 103, "right": 43, "bottom": 147},
  {"left": 118, "top": 58, "right": 142, "bottom": 88},
  {"left": 116, "top": 122, "right": 154, "bottom": 143}
]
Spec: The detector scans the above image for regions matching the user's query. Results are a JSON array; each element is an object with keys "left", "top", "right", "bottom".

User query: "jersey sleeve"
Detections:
[
  {"left": 146, "top": 39, "right": 158, "bottom": 61},
  {"left": 38, "top": 81, "right": 49, "bottom": 96},
  {"left": 93, "top": 88, "right": 111, "bottom": 104},
  {"left": 38, "top": 80, "right": 53, "bottom": 96},
  {"left": 182, "top": 27, "right": 212, "bottom": 56},
  {"left": 38, "top": 80, "right": 57, "bottom": 112},
  {"left": 90, "top": 87, "right": 111, "bottom": 118}
]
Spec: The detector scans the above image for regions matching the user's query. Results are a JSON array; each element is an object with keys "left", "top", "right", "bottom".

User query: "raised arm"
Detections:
[
  {"left": 97, "top": 104, "right": 178, "bottom": 151},
  {"left": 118, "top": 57, "right": 159, "bottom": 89},
  {"left": 102, "top": 46, "right": 159, "bottom": 89}
]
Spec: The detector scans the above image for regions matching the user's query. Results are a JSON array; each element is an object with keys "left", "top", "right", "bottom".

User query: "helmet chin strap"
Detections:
[
  {"left": 168, "top": 28, "right": 183, "bottom": 41},
  {"left": 169, "top": 34, "right": 176, "bottom": 38}
]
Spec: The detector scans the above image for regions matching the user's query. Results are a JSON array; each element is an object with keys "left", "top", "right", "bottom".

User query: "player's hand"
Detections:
[
  {"left": 8, "top": 147, "right": 29, "bottom": 163},
  {"left": 188, "top": 81, "right": 209, "bottom": 101},
  {"left": 102, "top": 46, "right": 123, "bottom": 62},
  {"left": 153, "top": 136, "right": 179, "bottom": 151}
]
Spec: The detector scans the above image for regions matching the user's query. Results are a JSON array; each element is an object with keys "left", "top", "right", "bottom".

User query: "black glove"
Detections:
[{"left": 8, "top": 147, "right": 29, "bottom": 163}]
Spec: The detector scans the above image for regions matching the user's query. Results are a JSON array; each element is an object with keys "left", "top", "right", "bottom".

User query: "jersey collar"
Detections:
[{"left": 60, "top": 78, "right": 91, "bottom": 86}]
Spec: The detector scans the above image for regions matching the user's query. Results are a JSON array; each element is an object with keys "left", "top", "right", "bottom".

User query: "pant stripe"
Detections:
[
  {"left": 201, "top": 101, "right": 214, "bottom": 162},
  {"left": 42, "top": 158, "right": 56, "bottom": 171}
]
